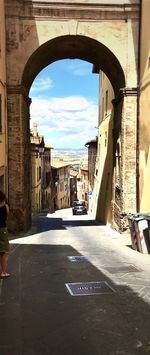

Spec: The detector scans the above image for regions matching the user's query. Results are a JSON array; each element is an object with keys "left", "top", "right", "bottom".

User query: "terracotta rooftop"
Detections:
[
  {"left": 70, "top": 169, "right": 78, "bottom": 177},
  {"left": 51, "top": 159, "right": 70, "bottom": 169},
  {"left": 85, "top": 136, "right": 98, "bottom": 147}
]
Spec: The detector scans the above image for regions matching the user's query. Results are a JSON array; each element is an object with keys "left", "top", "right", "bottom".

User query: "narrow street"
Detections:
[{"left": 0, "top": 209, "right": 150, "bottom": 355}]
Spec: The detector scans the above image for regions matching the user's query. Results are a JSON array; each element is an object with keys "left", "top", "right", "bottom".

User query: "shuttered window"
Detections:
[{"left": 0, "top": 95, "right": 2, "bottom": 132}]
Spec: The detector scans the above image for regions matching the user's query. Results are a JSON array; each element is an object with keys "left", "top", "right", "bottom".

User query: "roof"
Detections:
[
  {"left": 70, "top": 169, "right": 78, "bottom": 177},
  {"left": 45, "top": 145, "right": 54, "bottom": 150},
  {"left": 85, "top": 136, "right": 98, "bottom": 147},
  {"left": 31, "top": 136, "right": 44, "bottom": 146},
  {"left": 80, "top": 165, "right": 88, "bottom": 172},
  {"left": 51, "top": 159, "right": 70, "bottom": 169}
]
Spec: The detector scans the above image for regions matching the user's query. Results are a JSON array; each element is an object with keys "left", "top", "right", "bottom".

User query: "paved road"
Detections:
[{"left": 0, "top": 209, "right": 150, "bottom": 355}]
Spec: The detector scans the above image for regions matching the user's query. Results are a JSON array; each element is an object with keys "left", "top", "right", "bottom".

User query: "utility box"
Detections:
[
  {"left": 134, "top": 216, "right": 150, "bottom": 254},
  {"left": 127, "top": 214, "right": 138, "bottom": 251}
]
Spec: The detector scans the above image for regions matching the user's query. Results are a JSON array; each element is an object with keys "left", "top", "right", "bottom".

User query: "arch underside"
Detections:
[{"left": 22, "top": 35, "right": 125, "bottom": 96}]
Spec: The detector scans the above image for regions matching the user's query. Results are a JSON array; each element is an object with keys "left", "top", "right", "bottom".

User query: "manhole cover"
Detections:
[
  {"left": 65, "top": 281, "right": 115, "bottom": 296},
  {"left": 105, "top": 265, "right": 141, "bottom": 274},
  {"left": 68, "top": 256, "right": 89, "bottom": 262}
]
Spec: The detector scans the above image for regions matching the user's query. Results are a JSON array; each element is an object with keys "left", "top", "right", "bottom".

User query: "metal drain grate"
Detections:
[
  {"left": 68, "top": 256, "right": 89, "bottom": 262},
  {"left": 65, "top": 281, "right": 115, "bottom": 296},
  {"left": 105, "top": 265, "right": 141, "bottom": 274}
]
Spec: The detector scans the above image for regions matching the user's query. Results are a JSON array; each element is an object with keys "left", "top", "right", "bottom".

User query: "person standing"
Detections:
[{"left": 0, "top": 190, "right": 10, "bottom": 278}]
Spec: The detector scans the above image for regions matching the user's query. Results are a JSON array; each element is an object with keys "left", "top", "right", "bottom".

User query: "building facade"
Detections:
[
  {"left": 41, "top": 146, "right": 52, "bottom": 211},
  {"left": 4, "top": 0, "right": 140, "bottom": 231},
  {"left": 2, "top": 1, "right": 150, "bottom": 232},
  {"left": 0, "top": 0, "right": 8, "bottom": 194},
  {"left": 31, "top": 123, "right": 52, "bottom": 214},
  {"left": 51, "top": 160, "right": 70, "bottom": 210},
  {"left": 77, "top": 167, "right": 89, "bottom": 202},
  {"left": 91, "top": 71, "right": 115, "bottom": 226},
  {"left": 139, "top": 0, "right": 150, "bottom": 213},
  {"left": 31, "top": 124, "right": 43, "bottom": 213},
  {"left": 70, "top": 169, "right": 78, "bottom": 207},
  {"left": 85, "top": 137, "right": 98, "bottom": 192},
  {"left": 31, "top": 144, "right": 42, "bottom": 213}
]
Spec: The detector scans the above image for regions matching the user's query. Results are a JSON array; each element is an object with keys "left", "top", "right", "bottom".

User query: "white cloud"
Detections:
[
  {"left": 65, "top": 61, "right": 92, "bottom": 76},
  {"left": 30, "top": 96, "right": 98, "bottom": 148},
  {"left": 30, "top": 77, "right": 53, "bottom": 94}
]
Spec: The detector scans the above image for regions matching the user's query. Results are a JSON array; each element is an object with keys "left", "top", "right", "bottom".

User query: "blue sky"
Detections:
[{"left": 29, "top": 59, "right": 99, "bottom": 149}]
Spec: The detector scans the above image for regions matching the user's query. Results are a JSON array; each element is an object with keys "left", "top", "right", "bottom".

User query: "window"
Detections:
[
  {"left": 102, "top": 97, "right": 104, "bottom": 119},
  {"left": 37, "top": 167, "right": 38, "bottom": 181},
  {"left": 60, "top": 182, "right": 64, "bottom": 192},
  {"left": 105, "top": 131, "right": 107, "bottom": 147},
  {"left": 39, "top": 166, "right": 41, "bottom": 180},
  {"left": 0, "top": 175, "right": 4, "bottom": 190},
  {"left": 36, "top": 193, "right": 38, "bottom": 209},
  {"left": 0, "top": 95, "right": 2, "bottom": 132},
  {"left": 105, "top": 90, "right": 108, "bottom": 116},
  {"left": 35, "top": 150, "right": 38, "bottom": 159},
  {"left": 65, "top": 184, "right": 68, "bottom": 191},
  {"left": 98, "top": 143, "right": 101, "bottom": 156}
]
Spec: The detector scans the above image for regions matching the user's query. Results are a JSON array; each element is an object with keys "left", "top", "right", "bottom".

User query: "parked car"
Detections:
[{"left": 72, "top": 200, "right": 87, "bottom": 215}]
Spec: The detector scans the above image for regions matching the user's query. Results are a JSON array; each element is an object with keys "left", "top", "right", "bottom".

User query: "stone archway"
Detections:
[
  {"left": 21, "top": 35, "right": 125, "bottom": 96},
  {"left": 5, "top": 0, "right": 140, "bottom": 231}
]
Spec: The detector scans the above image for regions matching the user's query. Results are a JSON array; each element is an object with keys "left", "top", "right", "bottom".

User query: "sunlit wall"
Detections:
[
  {"left": 139, "top": 0, "right": 150, "bottom": 212},
  {"left": 0, "top": 0, "right": 8, "bottom": 194}
]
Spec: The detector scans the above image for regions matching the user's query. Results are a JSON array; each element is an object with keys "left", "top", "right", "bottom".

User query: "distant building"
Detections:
[
  {"left": 85, "top": 137, "right": 98, "bottom": 192},
  {"left": 51, "top": 160, "right": 70, "bottom": 210},
  {"left": 77, "top": 167, "right": 88, "bottom": 202},
  {"left": 70, "top": 169, "right": 78, "bottom": 206},
  {"left": 30, "top": 123, "right": 52, "bottom": 213},
  {"left": 41, "top": 146, "right": 53, "bottom": 211}
]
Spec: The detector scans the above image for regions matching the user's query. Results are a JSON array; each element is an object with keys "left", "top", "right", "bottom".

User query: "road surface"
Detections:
[{"left": 0, "top": 208, "right": 150, "bottom": 354}]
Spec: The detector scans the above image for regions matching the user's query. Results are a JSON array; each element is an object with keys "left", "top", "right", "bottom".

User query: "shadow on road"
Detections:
[
  {"left": 62, "top": 219, "right": 103, "bottom": 227},
  {"left": 9, "top": 214, "right": 104, "bottom": 240},
  {"left": 0, "top": 243, "right": 150, "bottom": 354}
]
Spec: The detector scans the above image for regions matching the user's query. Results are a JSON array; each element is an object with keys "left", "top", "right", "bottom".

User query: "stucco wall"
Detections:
[
  {"left": 5, "top": 0, "right": 140, "bottom": 230},
  {"left": 6, "top": 18, "right": 138, "bottom": 91},
  {"left": 92, "top": 72, "right": 114, "bottom": 224},
  {"left": 139, "top": 0, "right": 150, "bottom": 212},
  {"left": 0, "top": 0, "right": 8, "bottom": 193},
  {"left": 25, "top": 0, "right": 139, "bottom": 3}
]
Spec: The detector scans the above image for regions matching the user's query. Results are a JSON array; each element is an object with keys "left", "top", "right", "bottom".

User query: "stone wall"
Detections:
[{"left": 5, "top": 0, "right": 140, "bottom": 231}]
